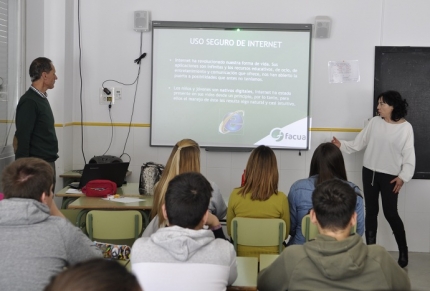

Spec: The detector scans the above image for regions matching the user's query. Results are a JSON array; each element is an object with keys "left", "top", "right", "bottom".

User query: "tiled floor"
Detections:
[{"left": 389, "top": 252, "right": 430, "bottom": 291}]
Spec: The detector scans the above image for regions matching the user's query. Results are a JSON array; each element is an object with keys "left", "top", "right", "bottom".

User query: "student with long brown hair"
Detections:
[
  {"left": 143, "top": 139, "right": 227, "bottom": 237},
  {"left": 227, "top": 145, "right": 290, "bottom": 257}
]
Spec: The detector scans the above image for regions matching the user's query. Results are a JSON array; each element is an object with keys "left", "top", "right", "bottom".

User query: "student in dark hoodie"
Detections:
[{"left": 257, "top": 179, "right": 410, "bottom": 291}]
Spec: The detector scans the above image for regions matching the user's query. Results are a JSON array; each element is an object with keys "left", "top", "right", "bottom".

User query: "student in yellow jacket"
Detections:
[{"left": 227, "top": 145, "right": 290, "bottom": 257}]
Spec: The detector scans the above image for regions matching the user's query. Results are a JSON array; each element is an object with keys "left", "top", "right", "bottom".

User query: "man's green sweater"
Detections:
[{"left": 15, "top": 88, "right": 58, "bottom": 162}]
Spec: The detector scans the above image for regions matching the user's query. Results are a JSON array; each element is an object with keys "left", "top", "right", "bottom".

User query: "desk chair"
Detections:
[
  {"left": 301, "top": 214, "right": 356, "bottom": 242},
  {"left": 86, "top": 210, "right": 143, "bottom": 246},
  {"left": 231, "top": 217, "right": 286, "bottom": 256},
  {"left": 60, "top": 209, "right": 86, "bottom": 232}
]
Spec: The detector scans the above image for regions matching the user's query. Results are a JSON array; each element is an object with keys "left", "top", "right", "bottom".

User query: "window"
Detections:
[{"left": 0, "top": 0, "right": 24, "bottom": 156}]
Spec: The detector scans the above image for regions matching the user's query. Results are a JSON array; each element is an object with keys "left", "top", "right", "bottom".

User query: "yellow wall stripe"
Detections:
[
  {"left": 1, "top": 120, "right": 361, "bottom": 132},
  {"left": 68, "top": 122, "right": 151, "bottom": 127},
  {"left": 311, "top": 128, "right": 361, "bottom": 132}
]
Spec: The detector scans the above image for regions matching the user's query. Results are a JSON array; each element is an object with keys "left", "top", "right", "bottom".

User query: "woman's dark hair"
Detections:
[
  {"left": 378, "top": 90, "right": 408, "bottom": 121},
  {"left": 44, "top": 258, "right": 142, "bottom": 291},
  {"left": 309, "top": 143, "right": 347, "bottom": 186}
]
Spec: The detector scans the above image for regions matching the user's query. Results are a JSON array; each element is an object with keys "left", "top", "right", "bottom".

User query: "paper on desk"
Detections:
[
  {"left": 101, "top": 197, "right": 145, "bottom": 203},
  {"left": 66, "top": 189, "right": 83, "bottom": 194}
]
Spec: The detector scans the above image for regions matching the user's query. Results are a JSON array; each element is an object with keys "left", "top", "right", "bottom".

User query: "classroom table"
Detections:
[
  {"left": 227, "top": 257, "right": 258, "bottom": 291},
  {"left": 68, "top": 195, "right": 153, "bottom": 210},
  {"left": 56, "top": 182, "right": 141, "bottom": 209},
  {"left": 62, "top": 183, "right": 152, "bottom": 227}
]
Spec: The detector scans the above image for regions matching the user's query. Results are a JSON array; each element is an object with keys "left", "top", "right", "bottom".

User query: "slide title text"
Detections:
[{"left": 190, "top": 38, "right": 282, "bottom": 48}]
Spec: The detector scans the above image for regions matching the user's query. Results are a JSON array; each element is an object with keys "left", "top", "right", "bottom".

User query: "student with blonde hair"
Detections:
[
  {"left": 227, "top": 145, "right": 290, "bottom": 256},
  {"left": 143, "top": 139, "right": 227, "bottom": 236}
]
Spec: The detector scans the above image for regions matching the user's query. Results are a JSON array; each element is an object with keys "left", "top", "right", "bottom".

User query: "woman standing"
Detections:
[
  {"left": 288, "top": 142, "right": 365, "bottom": 245},
  {"left": 227, "top": 145, "right": 290, "bottom": 257},
  {"left": 332, "top": 90, "right": 415, "bottom": 268}
]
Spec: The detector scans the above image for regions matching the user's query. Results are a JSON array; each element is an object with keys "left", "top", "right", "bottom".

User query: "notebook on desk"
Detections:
[{"left": 69, "top": 162, "right": 130, "bottom": 189}]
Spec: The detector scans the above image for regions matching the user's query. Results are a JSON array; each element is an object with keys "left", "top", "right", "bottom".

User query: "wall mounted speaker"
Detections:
[
  {"left": 134, "top": 11, "right": 150, "bottom": 32},
  {"left": 315, "top": 16, "right": 331, "bottom": 38}
]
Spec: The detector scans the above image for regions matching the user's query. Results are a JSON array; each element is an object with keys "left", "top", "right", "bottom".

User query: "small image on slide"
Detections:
[{"left": 218, "top": 110, "right": 245, "bottom": 135}]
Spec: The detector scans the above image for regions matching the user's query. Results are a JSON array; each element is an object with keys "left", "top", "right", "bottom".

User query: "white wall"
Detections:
[{"left": 26, "top": 0, "right": 430, "bottom": 252}]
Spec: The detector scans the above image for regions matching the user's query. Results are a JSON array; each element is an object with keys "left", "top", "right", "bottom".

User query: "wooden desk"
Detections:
[
  {"left": 56, "top": 182, "right": 141, "bottom": 209},
  {"left": 68, "top": 195, "right": 153, "bottom": 210},
  {"left": 60, "top": 183, "right": 152, "bottom": 227},
  {"left": 68, "top": 195, "right": 152, "bottom": 228},
  {"left": 59, "top": 170, "right": 84, "bottom": 179},
  {"left": 227, "top": 257, "right": 258, "bottom": 291}
]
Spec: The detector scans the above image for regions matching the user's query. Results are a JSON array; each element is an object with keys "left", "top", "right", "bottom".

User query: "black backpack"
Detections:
[{"left": 138, "top": 162, "right": 164, "bottom": 195}]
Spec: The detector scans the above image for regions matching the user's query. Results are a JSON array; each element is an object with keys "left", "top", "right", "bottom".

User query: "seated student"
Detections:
[
  {"left": 131, "top": 172, "right": 237, "bottom": 291},
  {"left": 0, "top": 158, "right": 102, "bottom": 291},
  {"left": 143, "top": 139, "right": 227, "bottom": 237},
  {"left": 257, "top": 179, "right": 411, "bottom": 291},
  {"left": 288, "top": 142, "right": 365, "bottom": 245},
  {"left": 44, "top": 258, "right": 142, "bottom": 291},
  {"left": 227, "top": 145, "right": 290, "bottom": 257}
]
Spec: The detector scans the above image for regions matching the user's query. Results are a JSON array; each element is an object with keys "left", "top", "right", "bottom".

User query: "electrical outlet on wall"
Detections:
[
  {"left": 99, "top": 87, "right": 114, "bottom": 105},
  {"left": 114, "top": 87, "right": 122, "bottom": 100}
]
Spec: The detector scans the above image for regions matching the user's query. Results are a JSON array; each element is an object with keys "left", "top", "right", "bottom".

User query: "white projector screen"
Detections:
[{"left": 150, "top": 21, "right": 312, "bottom": 150}]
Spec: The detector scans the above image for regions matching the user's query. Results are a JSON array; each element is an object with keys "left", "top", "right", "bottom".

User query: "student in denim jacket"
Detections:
[{"left": 288, "top": 142, "right": 364, "bottom": 245}]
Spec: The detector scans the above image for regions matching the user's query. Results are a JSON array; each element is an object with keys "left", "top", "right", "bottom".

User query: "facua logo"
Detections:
[
  {"left": 270, "top": 128, "right": 284, "bottom": 142},
  {"left": 269, "top": 128, "right": 307, "bottom": 142}
]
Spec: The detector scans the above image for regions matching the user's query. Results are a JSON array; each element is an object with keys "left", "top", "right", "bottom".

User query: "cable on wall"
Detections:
[
  {"left": 120, "top": 31, "right": 145, "bottom": 163},
  {"left": 100, "top": 31, "right": 145, "bottom": 163},
  {"left": 77, "top": 0, "right": 87, "bottom": 164},
  {"left": 102, "top": 102, "right": 114, "bottom": 155}
]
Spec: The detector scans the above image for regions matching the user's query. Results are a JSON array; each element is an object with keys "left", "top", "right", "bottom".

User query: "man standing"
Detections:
[
  {"left": 257, "top": 179, "right": 411, "bottom": 291},
  {"left": 15, "top": 57, "right": 59, "bottom": 186},
  {"left": 0, "top": 158, "right": 102, "bottom": 291}
]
